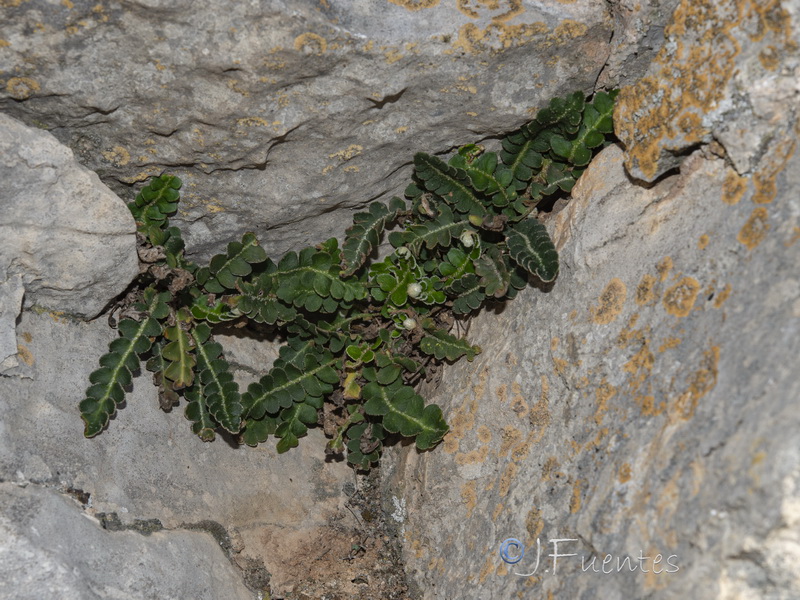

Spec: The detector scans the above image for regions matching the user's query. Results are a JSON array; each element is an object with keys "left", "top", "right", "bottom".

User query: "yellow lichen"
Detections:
[
  {"left": 635, "top": 273, "right": 659, "bottom": 306},
  {"left": 6, "top": 77, "right": 40, "bottom": 100},
  {"left": 387, "top": 0, "right": 439, "bottom": 10},
  {"left": 737, "top": 206, "right": 770, "bottom": 250},
  {"left": 662, "top": 276, "right": 701, "bottom": 317},
  {"left": 294, "top": 32, "right": 327, "bottom": 55},
  {"left": 461, "top": 481, "right": 478, "bottom": 517},
  {"left": 591, "top": 278, "right": 627, "bottom": 324}
]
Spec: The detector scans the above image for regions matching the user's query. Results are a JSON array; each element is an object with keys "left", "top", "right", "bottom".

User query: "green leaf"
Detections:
[
  {"left": 505, "top": 218, "right": 559, "bottom": 283},
  {"left": 448, "top": 273, "right": 485, "bottom": 314},
  {"left": 362, "top": 383, "right": 449, "bottom": 450},
  {"left": 341, "top": 197, "right": 406, "bottom": 276},
  {"left": 241, "top": 352, "right": 338, "bottom": 420},
  {"left": 389, "top": 204, "right": 468, "bottom": 254},
  {"left": 81, "top": 287, "right": 168, "bottom": 437},
  {"left": 274, "top": 402, "right": 319, "bottom": 453},
  {"left": 190, "top": 295, "right": 240, "bottom": 324},
  {"left": 127, "top": 174, "right": 182, "bottom": 229},
  {"left": 185, "top": 381, "right": 217, "bottom": 442},
  {"left": 191, "top": 324, "right": 241, "bottom": 433},
  {"left": 449, "top": 151, "right": 515, "bottom": 207},
  {"left": 201, "top": 232, "right": 267, "bottom": 292},
  {"left": 161, "top": 308, "right": 196, "bottom": 389},
  {"left": 412, "top": 152, "right": 488, "bottom": 217},
  {"left": 474, "top": 245, "right": 510, "bottom": 298},
  {"left": 419, "top": 328, "right": 481, "bottom": 362}
]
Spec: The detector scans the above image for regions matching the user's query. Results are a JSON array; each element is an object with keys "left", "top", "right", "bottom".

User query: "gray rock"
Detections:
[
  {"left": 383, "top": 140, "right": 800, "bottom": 598},
  {"left": 614, "top": 0, "right": 800, "bottom": 181},
  {"left": 0, "top": 112, "right": 138, "bottom": 318},
  {"left": 0, "top": 0, "right": 614, "bottom": 261},
  {"left": 0, "top": 308, "right": 356, "bottom": 596},
  {"left": 0, "top": 482, "right": 255, "bottom": 600}
]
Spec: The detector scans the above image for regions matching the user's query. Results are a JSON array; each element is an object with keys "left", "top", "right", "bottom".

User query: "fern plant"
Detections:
[{"left": 82, "top": 89, "right": 618, "bottom": 469}]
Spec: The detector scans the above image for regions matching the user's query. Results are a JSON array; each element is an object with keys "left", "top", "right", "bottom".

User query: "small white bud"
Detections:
[
  {"left": 402, "top": 318, "right": 417, "bottom": 330},
  {"left": 407, "top": 283, "right": 422, "bottom": 298},
  {"left": 460, "top": 230, "right": 476, "bottom": 248}
]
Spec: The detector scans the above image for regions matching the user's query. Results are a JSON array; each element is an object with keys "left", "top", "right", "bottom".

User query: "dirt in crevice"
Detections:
[{"left": 254, "top": 468, "right": 416, "bottom": 600}]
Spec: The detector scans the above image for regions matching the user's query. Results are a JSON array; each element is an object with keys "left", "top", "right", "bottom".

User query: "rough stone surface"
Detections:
[
  {"left": 385, "top": 139, "right": 799, "bottom": 598},
  {"left": 0, "top": 482, "right": 254, "bottom": 600},
  {"left": 0, "top": 309, "right": 365, "bottom": 597},
  {"left": 0, "top": 0, "right": 616, "bottom": 261},
  {"left": 615, "top": 0, "right": 800, "bottom": 181},
  {"left": 0, "top": 113, "right": 138, "bottom": 318}
]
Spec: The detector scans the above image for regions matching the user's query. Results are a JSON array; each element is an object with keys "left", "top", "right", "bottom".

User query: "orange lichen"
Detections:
[
  {"left": 658, "top": 337, "right": 682, "bottom": 353},
  {"left": 615, "top": 0, "right": 794, "bottom": 180},
  {"left": 6, "top": 77, "right": 40, "bottom": 100},
  {"left": 752, "top": 138, "right": 796, "bottom": 204},
  {"left": 672, "top": 346, "right": 720, "bottom": 419},
  {"left": 737, "top": 207, "right": 770, "bottom": 250},
  {"left": 498, "top": 462, "right": 518, "bottom": 497},
  {"left": 388, "top": 0, "right": 439, "bottom": 9},
  {"left": 293, "top": 32, "right": 327, "bottom": 55},
  {"left": 570, "top": 478, "right": 585, "bottom": 513},
  {"left": 656, "top": 257, "right": 673, "bottom": 281},
  {"left": 593, "top": 378, "right": 616, "bottom": 425},
  {"left": 461, "top": 481, "right": 478, "bottom": 517},
  {"left": 526, "top": 507, "right": 544, "bottom": 539},
  {"left": 591, "top": 278, "right": 627, "bottom": 324},
  {"left": 635, "top": 274, "right": 659, "bottom": 306},
  {"left": 662, "top": 276, "right": 701, "bottom": 317},
  {"left": 698, "top": 234, "right": 710, "bottom": 249},
  {"left": 712, "top": 284, "right": 732, "bottom": 308},
  {"left": 16, "top": 345, "right": 34, "bottom": 366},
  {"left": 540, "top": 456, "right": 560, "bottom": 482},
  {"left": 618, "top": 463, "right": 632, "bottom": 483},
  {"left": 455, "top": 445, "right": 490, "bottom": 465},
  {"left": 722, "top": 169, "right": 748, "bottom": 205},
  {"left": 497, "top": 426, "right": 522, "bottom": 457}
]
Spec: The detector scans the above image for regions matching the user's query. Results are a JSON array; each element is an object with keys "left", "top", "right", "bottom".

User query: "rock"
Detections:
[
  {"left": 0, "top": 308, "right": 367, "bottom": 596},
  {"left": 0, "top": 482, "right": 255, "bottom": 600},
  {"left": 614, "top": 0, "right": 800, "bottom": 181},
  {"left": 0, "top": 0, "right": 614, "bottom": 261},
  {"left": 383, "top": 136, "right": 800, "bottom": 596},
  {"left": 0, "top": 112, "right": 138, "bottom": 317}
]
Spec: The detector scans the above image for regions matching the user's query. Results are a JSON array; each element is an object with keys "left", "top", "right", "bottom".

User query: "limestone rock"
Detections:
[
  {"left": 614, "top": 0, "right": 800, "bottom": 181},
  {"left": 384, "top": 138, "right": 800, "bottom": 597},
  {"left": 0, "top": 309, "right": 358, "bottom": 596},
  {"left": 0, "top": 482, "right": 254, "bottom": 600},
  {"left": 0, "top": 112, "right": 138, "bottom": 318},
  {"left": 0, "top": 0, "right": 614, "bottom": 261}
]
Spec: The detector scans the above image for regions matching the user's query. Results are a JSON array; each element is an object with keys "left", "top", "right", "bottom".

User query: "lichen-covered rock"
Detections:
[
  {"left": 383, "top": 137, "right": 799, "bottom": 597},
  {"left": 614, "top": 0, "right": 800, "bottom": 181},
  {"left": 0, "top": 0, "right": 614, "bottom": 260},
  {"left": 0, "top": 482, "right": 255, "bottom": 600},
  {"left": 0, "top": 112, "right": 138, "bottom": 318}
]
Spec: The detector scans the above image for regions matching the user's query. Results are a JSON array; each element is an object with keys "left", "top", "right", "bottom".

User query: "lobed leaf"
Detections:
[
  {"left": 419, "top": 328, "right": 481, "bottom": 362},
  {"left": 81, "top": 288, "right": 170, "bottom": 437},
  {"left": 341, "top": 197, "right": 406, "bottom": 276},
  {"left": 413, "top": 152, "right": 488, "bottom": 217},
  {"left": 362, "top": 383, "right": 449, "bottom": 450},
  {"left": 191, "top": 323, "right": 241, "bottom": 433},
  {"left": 505, "top": 219, "right": 559, "bottom": 283}
]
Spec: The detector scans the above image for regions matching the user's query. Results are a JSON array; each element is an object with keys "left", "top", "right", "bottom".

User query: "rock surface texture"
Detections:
[
  {"left": 0, "top": 112, "right": 138, "bottom": 373},
  {"left": 1, "top": 0, "right": 798, "bottom": 599},
  {"left": 383, "top": 0, "right": 800, "bottom": 598},
  {"left": 0, "top": 0, "right": 621, "bottom": 260}
]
